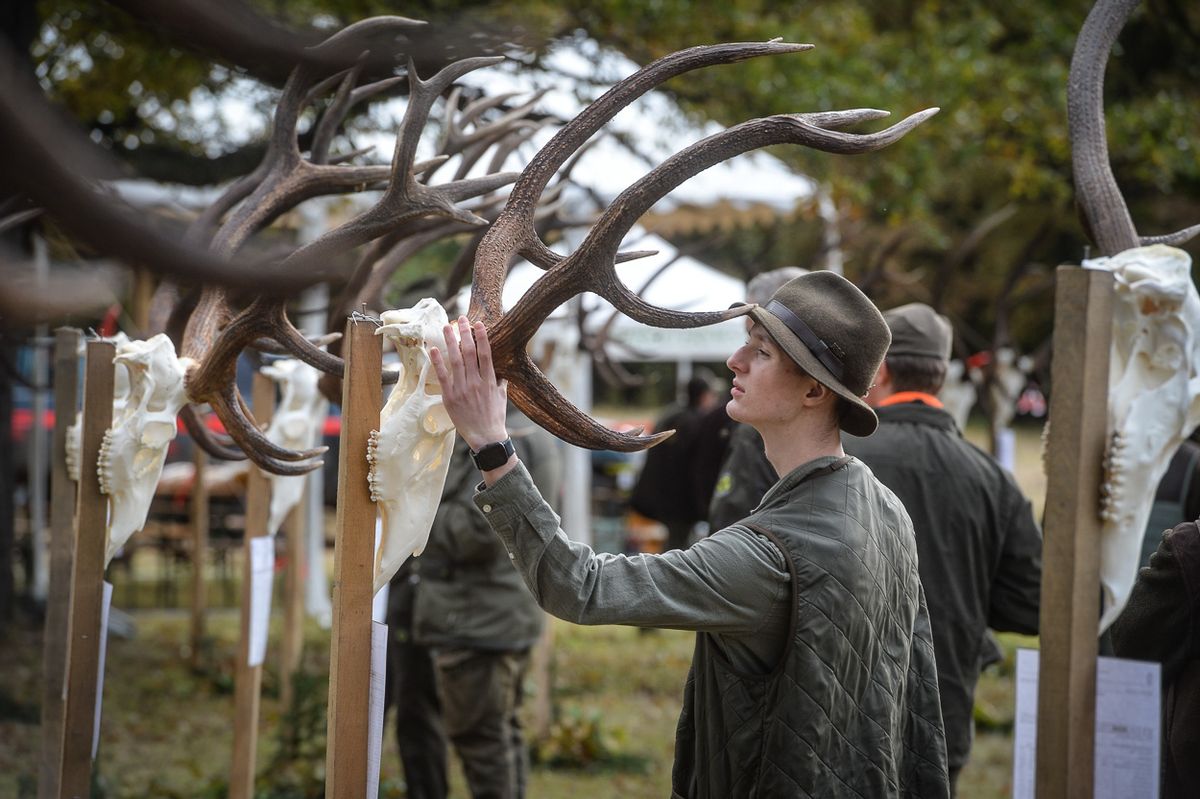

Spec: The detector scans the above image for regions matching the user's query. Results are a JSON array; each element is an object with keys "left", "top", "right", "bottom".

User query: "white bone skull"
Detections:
[
  {"left": 938, "top": 359, "right": 976, "bottom": 433},
  {"left": 1083, "top": 245, "right": 1200, "bottom": 630},
  {"left": 368, "top": 299, "right": 456, "bottom": 593},
  {"left": 261, "top": 358, "right": 329, "bottom": 536},
  {"left": 97, "top": 333, "right": 190, "bottom": 565},
  {"left": 66, "top": 332, "right": 132, "bottom": 483}
]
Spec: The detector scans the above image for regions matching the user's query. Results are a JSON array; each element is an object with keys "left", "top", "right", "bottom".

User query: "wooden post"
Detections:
[
  {"left": 324, "top": 319, "right": 381, "bottom": 799},
  {"left": 59, "top": 339, "right": 115, "bottom": 799},
  {"left": 229, "top": 373, "right": 274, "bottom": 799},
  {"left": 38, "top": 328, "right": 81, "bottom": 799},
  {"left": 280, "top": 494, "right": 306, "bottom": 710},
  {"left": 190, "top": 445, "right": 209, "bottom": 669},
  {"left": 1036, "top": 265, "right": 1113, "bottom": 798}
]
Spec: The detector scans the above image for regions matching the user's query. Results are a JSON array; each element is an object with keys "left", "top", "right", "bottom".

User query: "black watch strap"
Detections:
[{"left": 470, "top": 438, "right": 515, "bottom": 471}]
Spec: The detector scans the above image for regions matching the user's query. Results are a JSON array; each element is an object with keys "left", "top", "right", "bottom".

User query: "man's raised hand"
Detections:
[{"left": 430, "top": 316, "right": 510, "bottom": 453}]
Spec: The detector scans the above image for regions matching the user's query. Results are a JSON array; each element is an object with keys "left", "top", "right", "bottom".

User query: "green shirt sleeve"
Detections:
[{"left": 473, "top": 461, "right": 791, "bottom": 643}]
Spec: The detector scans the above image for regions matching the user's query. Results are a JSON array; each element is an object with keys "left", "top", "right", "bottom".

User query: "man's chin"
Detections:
[{"left": 726, "top": 397, "right": 746, "bottom": 423}]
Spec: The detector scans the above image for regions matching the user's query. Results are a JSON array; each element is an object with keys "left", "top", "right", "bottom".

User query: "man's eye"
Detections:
[{"left": 757, "top": 349, "right": 769, "bottom": 357}]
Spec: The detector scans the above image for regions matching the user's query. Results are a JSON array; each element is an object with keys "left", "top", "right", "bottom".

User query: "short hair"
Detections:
[
  {"left": 885, "top": 353, "right": 948, "bottom": 394},
  {"left": 746, "top": 267, "right": 809, "bottom": 305},
  {"left": 685, "top": 376, "right": 714, "bottom": 407}
]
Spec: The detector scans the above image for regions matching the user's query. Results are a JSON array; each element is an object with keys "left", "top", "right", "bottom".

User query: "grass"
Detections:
[{"left": 1, "top": 418, "right": 1047, "bottom": 797}]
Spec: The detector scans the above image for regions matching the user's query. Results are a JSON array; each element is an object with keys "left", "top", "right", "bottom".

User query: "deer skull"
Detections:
[
  {"left": 66, "top": 332, "right": 132, "bottom": 483},
  {"left": 261, "top": 358, "right": 329, "bottom": 535},
  {"left": 1083, "top": 245, "right": 1200, "bottom": 629},
  {"left": 368, "top": 299, "right": 456, "bottom": 593},
  {"left": 98, "top": 333, "right": 190, "bottom": 565}
]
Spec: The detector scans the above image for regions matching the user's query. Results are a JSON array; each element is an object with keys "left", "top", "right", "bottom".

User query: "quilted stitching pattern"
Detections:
[{"left": 672, "top": 460, "right": 949, "bottom": 798}]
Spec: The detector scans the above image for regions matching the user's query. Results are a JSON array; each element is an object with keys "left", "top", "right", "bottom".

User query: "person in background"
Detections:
[
  {"left": 388, "top": 406, "right": 560, "bottom": 799},
  {"left": 630, "top": 374, "right": 717, "bottom": 550},
  {"left": 1137, "top": 433, "right": 1200, "bottom": 567},
  {"left": 1111, "top": 519, "right": 1200, "bottom": 799},
  {"left": 843, "top": 303, "right": 1042, "bottom": 795},
  {"left": 704, "top": 266, "right": 807, "bottom": 531},
  {"left": 430, "top": 272, "right": 950, "bottom": 797}
]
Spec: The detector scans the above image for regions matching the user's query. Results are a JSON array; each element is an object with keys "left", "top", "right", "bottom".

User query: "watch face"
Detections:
[{"left": 473, "top": 439, "right": 513, "bottom": 470}]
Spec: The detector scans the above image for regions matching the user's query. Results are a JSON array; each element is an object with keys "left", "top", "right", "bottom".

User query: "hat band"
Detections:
[{"left": 764, "top": 300, "right": 845, "bottom": 382}]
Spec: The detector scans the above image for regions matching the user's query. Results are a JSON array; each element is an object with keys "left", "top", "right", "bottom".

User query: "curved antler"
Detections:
[
  {"left": 467, "top": 42, "right": 938, "bottom": 451},
  {"left": 1068, "top": 0, "right": 1199, "bottom": 255}
]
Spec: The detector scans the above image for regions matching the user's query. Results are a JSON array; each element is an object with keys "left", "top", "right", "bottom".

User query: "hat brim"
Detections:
[{"left": 746, "top": 305, "right": 879, "bottom": 437}]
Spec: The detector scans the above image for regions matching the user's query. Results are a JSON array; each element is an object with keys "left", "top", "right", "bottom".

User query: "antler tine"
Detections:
[
  {"left": 391, "top": 55, "right": 506, "bottom": 192},
  {"left": 469, "top": 41, "right": 813, "bottom": 324},
  {"left": 311, "top": 73, "right": 408, "bottom": 166},
  {"left": 562, "top": 107, "right": 939, "bottom": 330},
  {"left": 1067, "top": 0, "right": 1141, "bottom": 256},
  {"left": 227, "top": 383, "right": 328, "bottom": 461},
  {"left": 486, "top": 120, "right": 548, "bottom": 175},
  {"left": 210, "top": 386, "right": 324, "bottom": 476},
  {"left": 455, "top": 119, "right": 548, "bottom": 181},
  {"left": 1141, "top": 224, "right": 1200, "bottom": 247},
  {"left": 505, "top": 353, "right": 672, "bottom": 452},
  {"left": 310, "top": 57, "right": 366, "bottom": 166},
  {"left": 453, "top": 90, "right": 551, "bottom": 158},
  {"left": 180, "top": 403, "right": 247, "bottom": 461},
  {"left": 0, "top": 207, "right": 43, "bottom": 235}
]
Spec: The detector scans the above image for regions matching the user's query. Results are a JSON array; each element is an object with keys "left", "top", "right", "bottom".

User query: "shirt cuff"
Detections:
[{"left": 472, "top": 460, "right": 548, "bottom": 530}]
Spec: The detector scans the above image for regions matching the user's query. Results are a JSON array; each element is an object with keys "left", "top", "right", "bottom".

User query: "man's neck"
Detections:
[{"left": 759, "top": 417, "right": 844, "bottom": 477}]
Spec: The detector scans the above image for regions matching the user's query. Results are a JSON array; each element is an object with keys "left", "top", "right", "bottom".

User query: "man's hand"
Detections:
[{"left": 430, "top": 316, "right": 510, "bottom": 455}]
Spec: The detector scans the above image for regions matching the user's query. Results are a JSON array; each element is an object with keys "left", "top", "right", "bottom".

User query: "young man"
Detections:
[
  {"left": 843, "top": 303, "right": 1042, "bottom": 795},
  {"left": 430, "top": 271, "right": 949, "bottom": 798}
]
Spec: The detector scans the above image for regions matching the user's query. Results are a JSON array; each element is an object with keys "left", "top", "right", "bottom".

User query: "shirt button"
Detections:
[
  {"left": 482, "top": 504, "right": 492, "bottom": 513},
  {"left": 509, "top": 552, "right": 515, "bottom": 560}
]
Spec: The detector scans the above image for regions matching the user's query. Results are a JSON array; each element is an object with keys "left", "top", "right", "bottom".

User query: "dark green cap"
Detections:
[{"left": 883, "top": 303, "right": 953, "bottom": 360}]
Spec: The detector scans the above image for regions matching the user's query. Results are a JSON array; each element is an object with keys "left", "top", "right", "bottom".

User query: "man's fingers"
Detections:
[
  {"left": 473, "top": 321, "right": 498, "bottom": 383},
  {"left": 429, "top": 346, "right": 451, "bottom": 388},
  {"left": 457, "top": 316, "right": 478, "bottom": 375},
  {"left": 441, "top": 321, "right": 466, "bottom": 386}
]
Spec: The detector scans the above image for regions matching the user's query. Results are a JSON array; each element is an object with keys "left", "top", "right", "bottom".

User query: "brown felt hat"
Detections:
[
  {"left": 742, "top": 271, "right": 890, "bottom": 437},
  {"left": 884, "top": 303, "right": 953, "bottom": 360}
]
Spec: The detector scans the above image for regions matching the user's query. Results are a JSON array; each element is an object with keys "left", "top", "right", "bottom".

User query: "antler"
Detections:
[
  {"left": 1069, "top": 0, "right": 1200, "bottom": 256},
  {"left": 467, "top": 42, "right": 938, "bottom": 451},
  {"left": 176, "top": 23, "right": 528, "bottom": 474}
]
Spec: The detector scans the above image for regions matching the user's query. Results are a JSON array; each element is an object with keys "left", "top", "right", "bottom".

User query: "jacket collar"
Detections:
[
  {"left": 758, "top": 454, "right": 852, "bottom": 511},
  {"left": 875, "top": 401, "right": 960, "bottom": 433}
]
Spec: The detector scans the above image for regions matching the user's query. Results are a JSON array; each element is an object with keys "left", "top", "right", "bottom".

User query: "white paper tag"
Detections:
[
  {"left": 92, "top": 581, "right": 113, "bottom": 761},
  {"left": 366, "top": 620, "right": 388, "bottom": 799},
  {"left": 1012, "top": 649, "right": 1160, "bottom": 799},
  {"left": 247, "top": 537, "right": 275, "bottom": 667}
]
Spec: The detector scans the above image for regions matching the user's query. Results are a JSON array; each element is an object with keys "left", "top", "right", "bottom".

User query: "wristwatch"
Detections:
[{"left": 470, "top": 438, "right": 515, "bottom": 471}]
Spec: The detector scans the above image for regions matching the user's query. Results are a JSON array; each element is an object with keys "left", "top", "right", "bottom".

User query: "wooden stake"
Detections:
[
  {"left": 39, "top": 328, "right": 81, "bottom": 799},
  {"left": 59, "top": 339, "right": 114, "bottom": 799},
  {"left": 190, "top": 445, "right": 209, "bottom": 669},
  {"left": 324, "top": 319, "right": 381, "bottom": 799},
  {"left": 280, "top": 493, "right": 306, "bottom": 710},
  {"left": 1036, "top": 265, "right": 1113, "bottom": 798},
  {"left": 229, "top": 373, "right": 274, "bottom": 799}
]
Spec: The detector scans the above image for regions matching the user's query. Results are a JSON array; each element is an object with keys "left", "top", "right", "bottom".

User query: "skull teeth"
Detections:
[
  {"left": 1099, "top": 429, "right": 1125, "bottom": 522},
  {"left": 367, "top": 430, "right": 380, "bottom": 502}
]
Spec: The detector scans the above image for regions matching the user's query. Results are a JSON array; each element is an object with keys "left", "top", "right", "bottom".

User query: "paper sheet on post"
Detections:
[
  {"left": 1012, "top": 649, "right": 1160, "bottom": 799},
  {"left": 248, "top": 536, "right": 275, "bottom": 667},
  {"left": 92, "top": 581, "right": 113, "bottom": 761},
  {"left": 366, "top": 620, "right": 388, "bottom": 799}
]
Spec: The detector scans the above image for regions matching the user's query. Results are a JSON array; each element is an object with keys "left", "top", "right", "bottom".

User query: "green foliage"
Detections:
[
  {"left": 532, "top": 704, "right": 649, "bottom": 773},
  {"left": 259, "top": 669, "right": 330, "bottom": 799}
]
